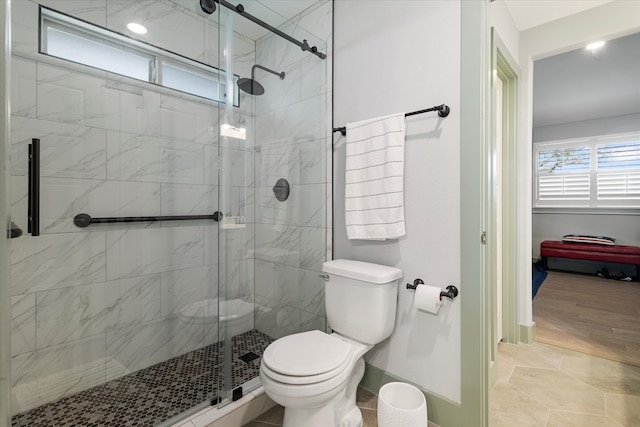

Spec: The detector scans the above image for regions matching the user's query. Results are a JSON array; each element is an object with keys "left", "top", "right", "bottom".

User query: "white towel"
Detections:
[{"left": 345, "top": 112, "right": 406, "bottom": 240}]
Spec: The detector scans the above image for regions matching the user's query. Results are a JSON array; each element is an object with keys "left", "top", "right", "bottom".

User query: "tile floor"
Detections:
[
  {"left": 11, "top": 330, "right": 274, "bottom": 427},
  {"left": 491, "top": 341, "right": 640, "bottom": 426},
  {"left": 243, "top": 387, "right": 379, "bottom": 426},
  {"left": 243, "top": 386, "right": 439, "bottom": 427}
]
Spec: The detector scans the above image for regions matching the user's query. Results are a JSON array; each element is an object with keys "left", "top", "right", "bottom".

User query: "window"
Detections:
[
  {"left": 40, "top": 7, "right": 239, "bottom": 106},
  {"left": 534, "top": 134, "right": 640, "bottom": 208}
]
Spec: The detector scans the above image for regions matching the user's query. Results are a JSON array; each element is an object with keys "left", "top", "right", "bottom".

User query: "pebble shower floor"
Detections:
[{"left": 11, "top": 330, "right": 275, "bottom": 427}]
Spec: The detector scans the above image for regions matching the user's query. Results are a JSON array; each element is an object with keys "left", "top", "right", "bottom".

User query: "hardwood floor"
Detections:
[{"left": 533, "top": 271, "right": 640, "bottom": 367}]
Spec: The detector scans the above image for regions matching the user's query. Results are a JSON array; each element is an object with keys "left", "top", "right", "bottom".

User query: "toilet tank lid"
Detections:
[{"left": 322, "top": 259, "right": 403, "bottom": 284}]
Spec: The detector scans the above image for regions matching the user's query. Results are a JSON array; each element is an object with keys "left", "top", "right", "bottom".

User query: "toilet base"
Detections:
[{"left": 279, "top": 357, "right": 366, "bottom": 427}]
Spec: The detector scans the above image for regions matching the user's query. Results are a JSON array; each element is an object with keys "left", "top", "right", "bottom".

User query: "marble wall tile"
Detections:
[
  {"left": 106, "top": 132, "right": 205, "bottom": 184},
  {"left": 11, "top": 0, "right": 39, "bottom": 57},
  {"left": 221, "top": 224, "right": 254, "bottom": 262},
  {"left": 203, "top": 143, "right": 219, "bottom": 186},
  {"left": 255, "top": 224, "right": 301, "bottom": 268},
  {"left": 106, "top": 0, "right": 206, "bottom": 62},
  {"left": 275, "top": 306, "right": 301, "bottom": 340},
  {"left": 11, "top": 231, "right": 106, "bottom": 295},
  {"left": 11, "top": 294, "right": 36, "bottom": 357},
  {"left": 12, "top": 177, "right": 161, "bottom": 234},
  {"left": 256, "top": 142, "right": 301, "bottom": 187},
  {"left": 295, "top": 0, "right": 333, "bottom": 43},
  {"left": 11, "top": 116, "right": 107, "bottom": 179},
  {"left": 273, "top": 25, "right": 324, "bottom": 71},
  {"left": 160, "top": 95, "right": 219, "bottom": 144},
  {"left": 11, "top": 56, "right": 37, "bottom": 118},
  {"left": 255, "top": 61, "right": 301, "bottom": 116},
  {"left": 38, "top": 0, "right": 108, "bottom": 26},
  {"left": 106, "top": 226, "right": 204, "bottom": 280},
  {"left": 274, "top": 95, "right": 327, "bottom": 143},
  {"left": 273, "top": 264, "right": 300, "bottom": 308},
  {"left": 35, "top": 275, "right": 161, "bottom": 348},
  {"left": 160, "top": 183, "right": 217, "bottom": 218},
  {"left": 119, "top": 86, "right": 162, "bottom": 136},
  {"left": 37, "top": 62, "right": 120, "bottom": 131},
  {"left": 255, "top": 112, "right": 276, "bottom": 145},
  {"left": 222, "top": 146, "right": 254, "bottom": 188},
  {"left": 300, "top": 54, "right": 328, "bottom": 100},
  {"left": 273, "top": 186, "right": 301, "bottom": 227},
  {"left": 254, "top": 295, "right": 277, "bottom": 338},
  {"left": 255, "top": 186, "right": 276, "bottom": 224},
  {"left": 203, "top": 221, "right": 219, "bottom": 267},
  {"left": 11, "top": 334, "right": 107, "bottom": 415},
  {"left": 222, "top": 259, "right": 254, "bottom": 300},
  {"left": 300, "top": 139, "right": 328, "bottom": 185},
  {"left": 160, "top": 265, "right": 219, "bottom": 317},
  {"left": 254, "top": 259, "right": 276, "bottom": 300},
  {"left": 300, "top": 227, "right": 326, "bottom": 271},
  {"left": 298, "top": 183, "right": 327, "bottom": 227},
  {"left": 105, "top": 315, "right": 204, "bottom": 379},
  {"left": 256, "top": 33, "right": 276, "bottom": 71},
  {"left": 300, "top": 311, "right": 326, "bottom": 333},
  {"left": 298, "top": 268, "right": 325, "bottom": 317}
]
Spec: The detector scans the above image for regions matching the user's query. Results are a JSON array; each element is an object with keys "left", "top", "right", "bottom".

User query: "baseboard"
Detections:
[
  {"left": 360, "top": 363, "right": 460, "bottom": 427},
  {"left": 519, "top": 322, "right": 536, "bottom": 344}
]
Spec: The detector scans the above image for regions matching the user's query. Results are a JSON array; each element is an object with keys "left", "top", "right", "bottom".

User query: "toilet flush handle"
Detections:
[{"left": 318, "top": 274, "right": 330, "bottom": 281}]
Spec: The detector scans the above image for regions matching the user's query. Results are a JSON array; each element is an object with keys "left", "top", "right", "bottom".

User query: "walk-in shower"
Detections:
[{"left": 3, "top": 0, "right": 331, "bottom": 426}]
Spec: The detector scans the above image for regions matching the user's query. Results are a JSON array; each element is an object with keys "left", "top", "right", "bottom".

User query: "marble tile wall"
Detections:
[
  {"left": 253, "top": 0, "right": 332, "bottom": 340},
  {"left": 9, "top": 0, "right": 257, "bottom": 415}
]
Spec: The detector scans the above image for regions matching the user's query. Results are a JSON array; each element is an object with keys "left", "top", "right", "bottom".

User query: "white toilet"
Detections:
[{"left": 259, "top": 259, "right": 402, "bottom": 427}]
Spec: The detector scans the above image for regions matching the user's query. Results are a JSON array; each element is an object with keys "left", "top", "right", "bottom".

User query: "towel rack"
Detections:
[{"left": 332, "top": 104, "right": 450, "bottom": 136}]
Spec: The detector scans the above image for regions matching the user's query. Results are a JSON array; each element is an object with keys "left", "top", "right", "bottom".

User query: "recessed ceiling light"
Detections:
[
  {"left": 127, "top": 22, "right": 147, "bottom": 35},
  {"left": 586, "top": 41, "right": 605, "bottom": 51}
]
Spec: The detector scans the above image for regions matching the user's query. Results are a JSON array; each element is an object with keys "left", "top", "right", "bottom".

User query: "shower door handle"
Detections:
[{"left": 28, "top": 138, "right": 40, "bottom": 236}]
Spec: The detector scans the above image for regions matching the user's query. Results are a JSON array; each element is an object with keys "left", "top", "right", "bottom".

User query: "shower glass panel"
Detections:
[
  {"left": 9, "top": 1, "right": 222, "bottom": 425},
  {"left": 216, "top": 0, "right": 330, "bottom": 405},
  {"left": 6, "top": 0, "right": 330, "bottom": 424}
]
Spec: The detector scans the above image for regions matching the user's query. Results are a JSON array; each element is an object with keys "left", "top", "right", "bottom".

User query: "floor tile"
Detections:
[
  {"left": 546, "top": 410, "right": 625, "bottom": 427},
  {"left": 606, "top": 393, "right": 640, "bottom": 427}
]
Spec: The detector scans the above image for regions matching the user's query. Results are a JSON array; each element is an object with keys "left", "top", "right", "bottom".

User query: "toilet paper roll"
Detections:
[{"left": 414, "top": 284, "right": 442, "bottom": 314}]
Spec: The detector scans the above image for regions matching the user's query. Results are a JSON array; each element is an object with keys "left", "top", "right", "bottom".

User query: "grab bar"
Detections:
[
  {"left": 74, "top": 211, "right": 223, "bottom": 228},
  {"left": 28, "top": 138, "right": 40, "bottom": 236}
]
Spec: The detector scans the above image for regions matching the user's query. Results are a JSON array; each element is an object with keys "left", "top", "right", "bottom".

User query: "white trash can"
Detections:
[{"left": 377, "top": 382, "right": 428, "bottom": 427}]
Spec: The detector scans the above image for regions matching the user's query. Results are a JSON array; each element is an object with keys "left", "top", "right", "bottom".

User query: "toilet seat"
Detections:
[{"left": 262, "top": 331, "right": 353, "bottom": 385}]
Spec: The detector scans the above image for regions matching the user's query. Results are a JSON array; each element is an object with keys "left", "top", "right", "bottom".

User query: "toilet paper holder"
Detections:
[{"left": 406, "top": 279, "right": 459, "bottom": 301}]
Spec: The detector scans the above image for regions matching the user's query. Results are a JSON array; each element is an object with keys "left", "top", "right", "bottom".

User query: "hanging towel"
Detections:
[{"left": 345, "top": 112, "right": 406, "bottom": 240}]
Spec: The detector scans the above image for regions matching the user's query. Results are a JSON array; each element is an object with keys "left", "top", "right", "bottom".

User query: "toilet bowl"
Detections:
[
  {"left": 259, "top": 259, "right": 403, "bottom": 427},
  {"left": 260, "top": 330, "right": 371, "bottom": 427}
]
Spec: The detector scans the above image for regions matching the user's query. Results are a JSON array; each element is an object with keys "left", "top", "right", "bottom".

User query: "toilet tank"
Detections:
[{"left": 322, "top": 260, "right": 402, "bottom": 345}]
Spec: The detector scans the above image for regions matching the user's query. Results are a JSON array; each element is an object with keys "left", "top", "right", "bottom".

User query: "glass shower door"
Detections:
[
  {"left": 8, "top": 1, "right": 222, "bottom": 425},
  {"left": 215, "top": 0, "right": 331, "bottom": 406}
]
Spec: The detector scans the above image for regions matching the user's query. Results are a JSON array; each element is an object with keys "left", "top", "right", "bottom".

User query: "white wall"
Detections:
[
  {"left": 490, "top": 0, "right": 520, "bottom": 60},
  {"left": 334, "top": 0, "right": 461, "bottom": 402},
  {"left": 518, "top": 1, "right": 640, "bottom": 326}
]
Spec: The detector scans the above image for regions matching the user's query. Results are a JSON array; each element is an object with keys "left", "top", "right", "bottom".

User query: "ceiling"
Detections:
[
  {"left": 502, "top": 0, "right": 613, "bottom": 31},
  {"left": 502, "top": 0, "right": 640, "bottom": 129},
  {"left": 533, "top": 31, "right": 640, "bottom": 128}
]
